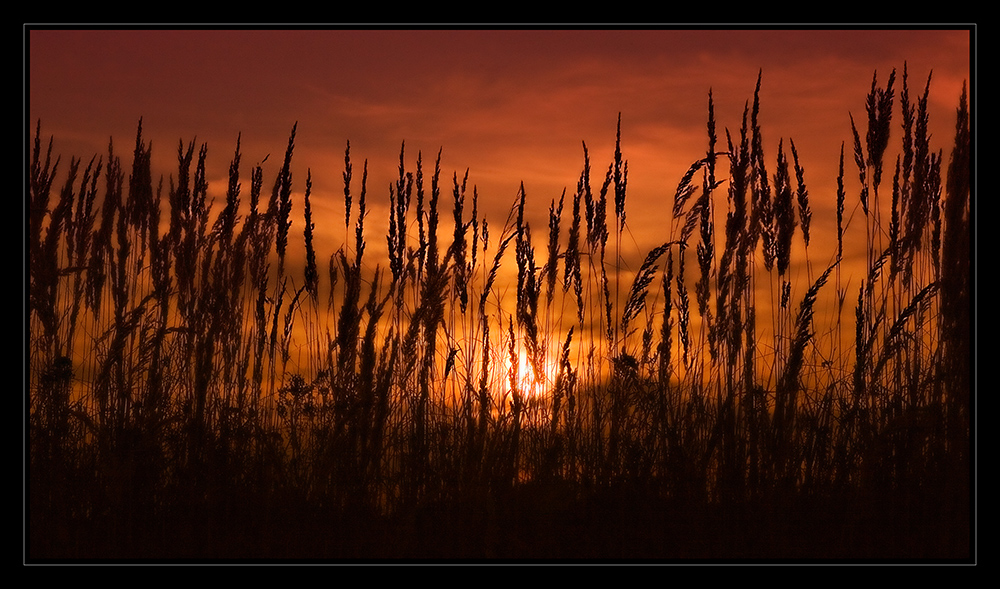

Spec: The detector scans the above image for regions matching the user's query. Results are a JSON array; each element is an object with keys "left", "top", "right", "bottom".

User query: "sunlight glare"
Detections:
[{"left": 513, "top": 348, "right": 558, "bottom": 398}]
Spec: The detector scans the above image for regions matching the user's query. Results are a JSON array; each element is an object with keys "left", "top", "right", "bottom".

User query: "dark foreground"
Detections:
[{"left": 28, "top": 481, "right": 972, "bottom": 563}]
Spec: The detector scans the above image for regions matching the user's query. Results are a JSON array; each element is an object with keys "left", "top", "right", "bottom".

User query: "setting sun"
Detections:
[{"left": 513, "top": 347, "right": 557, "bottom": 398}]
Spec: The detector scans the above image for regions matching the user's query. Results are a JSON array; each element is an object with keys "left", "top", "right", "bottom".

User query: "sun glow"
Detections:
[
  {"left": 500, "top": 345, "right": 561, "bottom": 400},
  {"left": 516, "top": 349, "right": 547, "bottom": 397}
]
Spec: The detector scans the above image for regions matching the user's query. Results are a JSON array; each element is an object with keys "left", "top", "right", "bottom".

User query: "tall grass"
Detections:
[{"left": 28, "top": 65, "right": 971, "bottom": 559}]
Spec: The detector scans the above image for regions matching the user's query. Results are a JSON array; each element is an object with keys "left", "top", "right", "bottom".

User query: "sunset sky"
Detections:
[
  {"left": 26, "top": 29, "right": 976, "bottom": 564},
  {"left": 26, "top": 26, "right": 973, "bottom": 311}
]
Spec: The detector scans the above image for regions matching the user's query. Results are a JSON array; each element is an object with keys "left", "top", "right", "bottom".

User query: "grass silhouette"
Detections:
[{"left": 27, "top": 66, "right": 971, "bottom": 562}]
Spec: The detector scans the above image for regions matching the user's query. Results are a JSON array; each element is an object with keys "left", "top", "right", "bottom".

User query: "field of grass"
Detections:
[{"left": 27, "top": 66, "right": 972, "bottom": 562}]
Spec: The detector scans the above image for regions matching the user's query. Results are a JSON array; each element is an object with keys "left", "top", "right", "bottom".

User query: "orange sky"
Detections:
[{"left": 26, "top": 27, "right": 973, "bottom": 320}]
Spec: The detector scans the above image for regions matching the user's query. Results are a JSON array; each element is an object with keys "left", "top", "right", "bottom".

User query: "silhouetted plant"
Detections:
[{"left": 27, "top": 64, "right": 971, "bottom": 559}]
